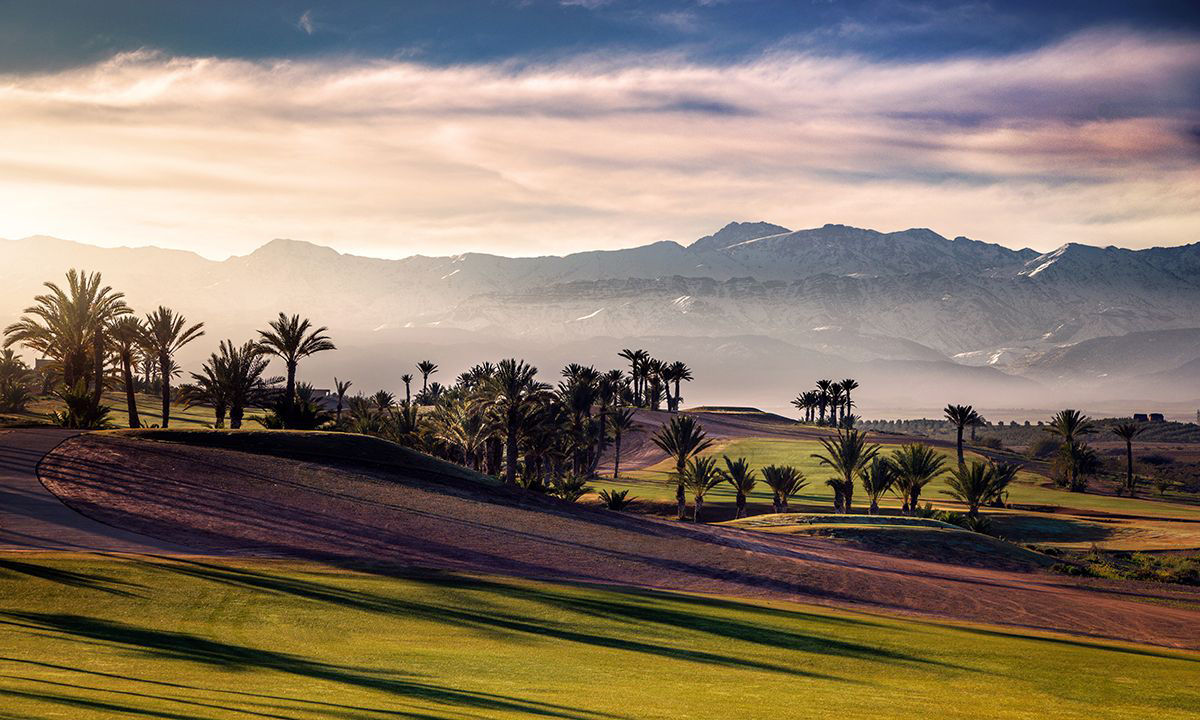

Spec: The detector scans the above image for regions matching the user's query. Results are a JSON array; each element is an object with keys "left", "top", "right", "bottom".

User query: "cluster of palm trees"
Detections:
[
  {"left": 3, "top": 269, "right": 339, "bottom": 429},
  {"left": 617, "top": 349, "right": 692, "bottom": 413},
  {"left": 334, "top": 357, "right": 648, "bottom": 495},
  {"left": 792, "top": 378, "right": 859, "bottom": 427}
]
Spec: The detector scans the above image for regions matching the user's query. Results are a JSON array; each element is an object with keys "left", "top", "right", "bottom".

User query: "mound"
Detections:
[{"left": 37, "top": 431, "right": 1200, "bottom": 649}]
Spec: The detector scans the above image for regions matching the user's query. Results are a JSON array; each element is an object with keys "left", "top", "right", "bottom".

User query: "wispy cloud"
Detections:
[
  {"left": 0, "top": 29, "right": 1196, "bottom": 258},
  {"left": 297, "top": 9, "right": 315, "bottom": 35}
]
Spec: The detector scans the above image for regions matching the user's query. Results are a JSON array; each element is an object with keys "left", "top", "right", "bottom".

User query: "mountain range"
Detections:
[{"left": 3, "top": 223, "right": 1199, "bottom": 415}]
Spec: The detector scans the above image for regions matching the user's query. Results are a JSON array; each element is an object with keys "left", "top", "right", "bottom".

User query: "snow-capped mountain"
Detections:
[{"left": 3, "top": 222, "right": 1198, "bottom": 407}]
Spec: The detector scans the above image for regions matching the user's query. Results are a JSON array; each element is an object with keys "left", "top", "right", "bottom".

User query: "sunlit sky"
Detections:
[{"left": 0, "top": 1, "right": 1197, "bottom": 259}]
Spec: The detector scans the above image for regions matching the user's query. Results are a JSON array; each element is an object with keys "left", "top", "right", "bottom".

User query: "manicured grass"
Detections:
[
  {"left": 1, "top": 392, "right": 265, "bottom": 430},
  {"left": 0, "top": 554, "right": 1196, "bottom": 719},
  {"left": 592, "top": 437, "right": 1200, "bottom": 550}
]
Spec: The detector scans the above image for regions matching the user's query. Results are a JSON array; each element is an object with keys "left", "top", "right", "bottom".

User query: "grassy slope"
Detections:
[
  {"left": 593, "top": 436, "right": 1200, "bottom": 550},
  {"left": 1, "top": 392, "right": 265, "bottom": 429},
  {"left": 0, "top": 554, "right": 1196, "bottom": 720}
]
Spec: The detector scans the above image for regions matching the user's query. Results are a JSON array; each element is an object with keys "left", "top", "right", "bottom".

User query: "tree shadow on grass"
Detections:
[
  {"left": 0, "top": 558, "right": 144, "bottom": 597},
  {"left": 127, "top": 556, "right": 948, "bottom": 673},
  {"left": 0, "top": 612, "right": 616, "bottom": 720}
]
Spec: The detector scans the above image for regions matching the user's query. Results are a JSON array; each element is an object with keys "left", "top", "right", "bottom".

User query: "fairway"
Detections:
[
  {"left": 2, "top": 392, "right": 265, "bottom": 430},
  {"left": 593, "top": 436, "right": 1200, "bottom": 550},
  {"left": 0, "top": 554, "right": 1197, "bottom": 720}
]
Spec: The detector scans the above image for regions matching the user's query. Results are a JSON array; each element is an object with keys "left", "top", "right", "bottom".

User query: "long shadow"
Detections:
[
  {"left": 0, "top": 612, "right": 621, "bottom": 719},
  {"left": 128, "top": 556, "right": 945, "bottom": 672},
  {"left": 0, "top": 559, "right": 144, "bottom": 597},
  {"left": 0, "top": 687, "right": 206, "bottom": 720}
]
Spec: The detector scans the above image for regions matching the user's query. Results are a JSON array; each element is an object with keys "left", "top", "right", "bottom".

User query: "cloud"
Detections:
[
  {"left": 0, "top": 29, "right": 1196, "bottom": 259},
  {"left": 297, "top": 9, "right": 315, "bottom": 35}
]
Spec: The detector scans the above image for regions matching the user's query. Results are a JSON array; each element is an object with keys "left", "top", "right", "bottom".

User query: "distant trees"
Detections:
[
  {"left": 722, "top": 456, "right": 758, "bottom": 519},
  {"left": 143, "top": 307, "right": 205, "bottom": 428},
  {"left": 681, "top": 456, "right": 723, "bottom": 522},
  {"left": 792, "top": 379, "right": 859, "bottom": 427},
  {"left": 417, "top": 360, "right": 439, "bottom": 394},
  {"left": 652, "top": 415, "right": 714, "bottom": 520},
  {"left": 944, "top": 460, "right": 1015, "bottom": 517},
  {"left": 859, "top": 457, "right": 896, "bottom": 515},
  {"left": 889, "top": 443, "right": 947, "bottom": 513},
  {"left": 258, "top": 313, "right": 336, "bottom": 412},
  {"left": 1046, "top": 409, "right": 1096, "bottom": 492},
  {"left": 1111, "top": 421, "right": 1145, "bottom": 496},
  {"left": 813, "top": 428, "right": 880, "bottom": 513},
  {"left": 761, "top": 465, "right": 806, "bottom": 513},
  {"left": 0, "top": 349, "right": 35, "bottom": 412},
  {"left": 943, "top": 404, "right": 981, "bottom": 465}
]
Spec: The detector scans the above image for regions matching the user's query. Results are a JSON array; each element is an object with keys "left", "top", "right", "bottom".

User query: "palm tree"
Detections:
[
  {"left": 812, "top": 428, "right": 880, "bottom": 513},
  {"left": 890, "top": 443, "right": 947, "bottom": 514},
  {"left": 815, "top": 379, "right": 832, "bottom": 424},
  {"left": 610, "top": 407, "right": 636, "bottom": 479},
  {"left": 681, "top": 456, "right": 724, "bottom": 522},
  {"left": 417, "top": 360, "right": 439, "bottom": 395},
  {"left": 490, "top": 359, "right": 547, "bottom": 484},
  {"left": 859, "top": 457, "right": 895, "bottom": 515},
  {"left": 430, "top": 396, "right": 488, "bottom": 467},
  {"left": 652, "top": 415, "right": 714, "bottom": 520},
  {"left": 178, "top": 360, "right": 227, "bottom": 428},
  {"left": 828, "top": 382, "right": 844, "bottom": 427},
  {"left": 944, "top": 404, "right": 981, "bottom": 465},
  {"left": 665, "top": 361, "right": 692, "bottom": 413},
  {"left": 722, "top": 456, "right": 758, "bottom": 519},
  {"left": 1046, "top": 409, "right": 1096, "bottom": 492},
  {"left": 4, "top": 269, "right": 130, "bottom": 402},
  {"left": 400, "top": 373, "right": 413, "bottom": 405},
  {"left": 108, "top": 316, "right": 145, "bottom": 428},
  {"left": 333, "top": 377, "right": 352, "bottom": 421},
  {"left": 839, "top": 378, "right": 859, "bottom": 419},
  {"left": 1111, "top": 421, "right": 1145, "bottom": 497},
  {"left": 761, "top": 465, "right": 806, "bottom": 513},
  {"left": 618, "top": 348, "right": 648, "bottom": 406},
  {"left": 257, "top": 313, "right": 336, "bottom": 410},
  {"left": 944, "top": 460, "right": 1013, "bottom": 517},
  {"left": 142, "top": 306, "right": 205, "bottom": 428}
]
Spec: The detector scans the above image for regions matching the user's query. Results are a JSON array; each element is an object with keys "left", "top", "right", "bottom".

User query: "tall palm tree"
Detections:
[
  {"left": 646, "top": 358, "right": 665, "bottom": 411},
  {"left": 4, "top": 269, "right": 130, "bottom": 401},
  {"left": 812, "top": 428, "right": 880, "bottom": 513},
  {"left": 220, "top": 341, "right": 275, "bottom": 429},
  {"left": 761, "top": 465, "right": 806, "bottom": 513},
  {"left": 1046, "top": 409, "right": 1095, "bottom": 492},
  {"left": 142, "top": 306, "right": 204, "bottom": 428},
  {"left": 890, "top": 443, "right": 946, "bottom": 514},
  {"left": 1111, "top": 421, "right": 1145, "bottom": 497},
  {"left": 333, "top": 377, "right": 352, "bottom": 422},
  {"left": 944, "top": 460, "right": 1012, "bottom": 518},
  {"left": 943, "top": 404, "right": 981, "bottom": 465},
  {"left": 815, "top": 379, "right": 832, "bottom": 424},
  {"left": 609, "top": 407, "right": 636, "bottom": 479},
  {"left": 652, "top": 415, "right": 714, "bottom": 520},
  {"left": 490, "top": 359, "right": 547, "bottom": 484},
  {"left": 839, "top": 378, "right": 859, "bottom": 419},
  {"left": 417, "top": 360, "right": 439, "bottom": 394},
  {"left": 859, "top": 456, "right": 896, "bottom": 515},
  {"left": 618, "top": 348, "right": 648, "bottom": 406},
  {"left": 400, "top": 373, "right": 413, "bottom": 406},
  {"left": 722, "top": 456, "right": 758, "bottom": 519},
  {"left": 257, "top": 313, "right": 336, "bottom": 409},
  {"left": 665, "top": 361, "right": 692, "bottom": 413},
  {"left": 681, "top": 456, "right": 724, "bottom": 522},
  {"left": 828, "top": 382, "right": 844, "bottom": 427},
  {"left": 430, "top": 396, "right": 488, "bottom": 467},
  {"left": 108, "top": 316, "right": 145, "bottom": 428}
]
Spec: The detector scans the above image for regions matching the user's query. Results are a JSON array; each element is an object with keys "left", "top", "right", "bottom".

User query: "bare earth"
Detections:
[{"left": 36, "top": 432, "right": 1200, "bottom": 650}]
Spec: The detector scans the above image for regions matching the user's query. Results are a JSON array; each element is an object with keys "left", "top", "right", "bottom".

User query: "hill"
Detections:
[{"left": 34, "top": 430, "right": 1200, "bottom": 649}]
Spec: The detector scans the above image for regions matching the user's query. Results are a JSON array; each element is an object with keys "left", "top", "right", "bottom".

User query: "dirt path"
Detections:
[
  {"left": 37, "top": 433, "right": 1200, "bottom": 650},
  {"left": 0, "top": 428, "right": 194, "bottom": 553}
]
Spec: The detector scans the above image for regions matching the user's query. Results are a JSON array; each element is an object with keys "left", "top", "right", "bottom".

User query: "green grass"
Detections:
[
  {"left": 0, "top": 554, "right": 1196, "bottom": 719},
  {"left": 1, "top": 392, "right": 264, "bottom": 430}
]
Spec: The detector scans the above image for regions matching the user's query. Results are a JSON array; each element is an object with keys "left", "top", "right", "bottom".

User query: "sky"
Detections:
[{"left": 0, "top": 0, "right": 1197, "bottom": 259}]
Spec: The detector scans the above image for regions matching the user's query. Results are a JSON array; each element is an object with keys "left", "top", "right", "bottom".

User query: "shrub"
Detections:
[
  {"left": 0, "top": 383, "right": 32, "bottom": 412},
  {"left": 597, "top": 488, "right": 637, "bottom": 511},
  {"left": 1027, "top": 437, "right": 1060, "bottom": 459},
  {"left": 50, "top": 381, "right": 113, "bottom": 429},
  {"left": 977, "top": 436, "right": 1004, "bottom": 450},
  {"left": 1139, "top": 453, "right": 1174, "bottom": 466},
  {"left": 550, "top": 475, "right": 590, "bottom": 503}
]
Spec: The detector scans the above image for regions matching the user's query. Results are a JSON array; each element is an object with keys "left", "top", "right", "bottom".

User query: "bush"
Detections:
[
  {"left": 597, "top": 488, "right": 637, "bottom": 511},
  {"left": 50, "top": 381, "right": 113, "bottom": 429},
  {"left": 1139, "top": 453, "right": 1174, "bottom": 466},
  {"left": 0, "top": 383, "right": 32, "bottom": 412},
  {"left": 1027, "top": 437, "right": 1060, "bottom": 460},
  {"left": 1053, "top": 551, "right": 1200, "bottom": 585},
  {"left": 977, "top": 436, "right": 1004, "bottom": 450},
  {"left": 550, "top": 475, "right": 590, "bottom": 503}
]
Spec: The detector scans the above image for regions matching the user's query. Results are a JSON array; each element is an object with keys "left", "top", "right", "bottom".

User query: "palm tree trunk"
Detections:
[
  {"left": 159, "top": 353, "right": 171, "bottom": 428},
  {"left": 286, "top": 361, "right": 297, "bottom": 409},
  {"left": 121, "top": 356, "right": 140, "bottom": 428},
  {"left": 736, "top": 492, "right": 746, "bottom": 519},
  {"left": 613, "top": 432, "right": 622, "bottom": 479},
  {"left": 231, "top": 404, "right": 243, "bottom": 429},
  {"left": 1125, "top": 440, "right": 1134, "bottom": 496},
  {"left": 956, "top": 426, "right": 965, "bottom": 465},
  {"left": 92, "top": 330, "right": 105, "bottom": 405},
  {"left": 505, "top": 419, "right": 518, "bottom": 484},
  {"left": 673, "top": 379, "right": 681, "bottom": 413},
  {"left": 869, "top": 499, "right": 878, "bottom": 515},
  {"left": 780, "top": 496, "right": 788, "bottom": 513},
  {"left": 215, "top": 401, "right": 227, "bottom": 429},
  {"left": 675, "top": 482, "right": 686, "bottom": 521},
  {"left": 693, "top": 496, "right": 703, "bottom": 523}
]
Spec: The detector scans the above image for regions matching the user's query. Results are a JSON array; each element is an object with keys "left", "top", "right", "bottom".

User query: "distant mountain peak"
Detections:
[
  {"left": 245, "top": 238, "right": 342, "bottom": 260},
  {"left": 690, "top": 221, "right": 791, "bottom": 251}
]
